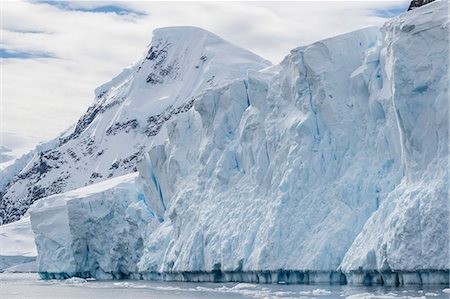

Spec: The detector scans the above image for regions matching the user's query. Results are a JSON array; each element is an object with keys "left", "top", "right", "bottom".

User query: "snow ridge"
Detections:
[
  {"left": 28, "top": 1, "right": 449, "bottom": 285},
  {"left": 0, "top": 27, "right": 270, "bottom": 224}
]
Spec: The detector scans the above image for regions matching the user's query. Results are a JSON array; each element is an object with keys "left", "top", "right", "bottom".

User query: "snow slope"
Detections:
[
  {"left": 0, "top": 146, "right": 15, "bottom": 166},
  {"left": 0, "top": 216, "right": 37, "bottom": 271},
  {"left": 0, "top": 27, "right": 270, "bottom": 225},
  {"left": 29, "top": 1, "right": 448, "bottom": 285},
  {"left": 0, "top": 133, "right": 42, "bottom": 170}
]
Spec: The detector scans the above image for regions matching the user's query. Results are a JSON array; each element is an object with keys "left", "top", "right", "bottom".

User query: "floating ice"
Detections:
[
  {"left": 0, "top": 26, "right": 270, "bottom": 225},
  {"left": 29, "top": 0, "right": 448, "bottom": 285},
  {"left": 65, "top": 277, "right": 87, "bottom": 284}
]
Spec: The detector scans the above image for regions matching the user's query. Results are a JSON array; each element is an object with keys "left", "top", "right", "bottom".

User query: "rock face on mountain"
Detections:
[
  {"left": 408, "top": 0, "right": 435, "bottom": 11},
  {"left": 26, "top": 0, "right": 450, "bottom": 285},
  {"left": 0, "top": 27, "right": 270, "bottom": 225}
]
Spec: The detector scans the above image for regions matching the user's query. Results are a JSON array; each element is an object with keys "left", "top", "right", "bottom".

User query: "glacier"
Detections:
[
  {"left": 30, "top": 173, "right": 147, "bottom": 279},
  {"left": 0, "top": 27, "right": 270, "bottom": 225},
  {"left": 28, "top": 0, "right": 448, "bottom": 286}
]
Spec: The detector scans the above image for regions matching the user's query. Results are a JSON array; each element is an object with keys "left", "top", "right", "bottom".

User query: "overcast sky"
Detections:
[{"left": 1, "top": 0, "right": 409, "bottom": 152}]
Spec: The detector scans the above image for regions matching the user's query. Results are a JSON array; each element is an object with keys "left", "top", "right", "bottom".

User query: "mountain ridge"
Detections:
[
  {"left": 28, "top": 0, "right": 449, "bottom": 284},
  {"left": 0, "top": 26, "right": 270, "bottom": 224}
]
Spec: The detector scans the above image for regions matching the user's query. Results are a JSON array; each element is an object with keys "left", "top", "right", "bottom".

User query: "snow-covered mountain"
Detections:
[
  {"left": 135, "top": 1, "right": 448, "bottom": 284},
  {"left": 408, "top": 0, "right": 435, "bottom": 10},
  {"left": 0, "top": 27, "right": 270, "bottom": 225},
  {"left": 14, "top": 0, "right": 450, "bottom": 285},
  {"left": 0, "top": 133, "right": 42, "bottom": 170}
]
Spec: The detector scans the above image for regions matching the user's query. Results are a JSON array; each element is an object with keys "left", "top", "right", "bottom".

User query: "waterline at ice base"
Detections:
[{"left": 4, "top": 0, "right": 448, "bottom": 286}]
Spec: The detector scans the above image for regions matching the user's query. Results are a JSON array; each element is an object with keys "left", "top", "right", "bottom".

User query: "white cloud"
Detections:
[{"left": 1, "top": 0, "right": 409, "bottom": 146}]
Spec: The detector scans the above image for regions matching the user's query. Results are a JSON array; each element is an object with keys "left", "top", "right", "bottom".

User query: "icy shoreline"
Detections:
[
  {"left": 38, "top": 270, "right": 449, "bottom": 286},
  {"left": 26, "top": 1, "right": 449, "bottom": 283},
  {"left": 3, "top": 273, "right": 450, "bottom": 299}
]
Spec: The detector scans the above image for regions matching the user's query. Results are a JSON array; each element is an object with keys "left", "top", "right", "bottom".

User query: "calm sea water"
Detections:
[{"left": 0, "top": 273, "right": 448, "bottom": 299}]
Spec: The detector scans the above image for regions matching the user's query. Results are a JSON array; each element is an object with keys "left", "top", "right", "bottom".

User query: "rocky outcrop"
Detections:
[
  {"left": 408, "top": 0, "right": 435, "bottom": 11},
  {"left": 0, "top": 27, "right": 270, "bottom": 224}
]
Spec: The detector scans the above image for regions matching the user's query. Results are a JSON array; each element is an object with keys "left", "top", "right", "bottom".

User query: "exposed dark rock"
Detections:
[
  {"left": 110, "top": 161, "right": 120, "bottom": 170},
  {"left": 1, "top": 54, "right": 196, "bottom": 224},
  {"left": 96, "top": 90, "right": 107, "bottom": 99},
  {"left": 67, "top": 149, "right": 78, "bottom": 160},
  {"left": 144, "top": 40, "right": 180, "bottom": 85},
  {"left": 207, "top": 75, "right": 216, "bottom": 86},
  {"left": 408, "top": 0, "right": 435, "bottom": 11},
  {"left": 59, "top": 97, "right": 124, "bottom": 146},
  {"left": 90, "top": 172, "right": 102, "bottom": 179},
  {"left": 145, "top": 98, "right": 195, "bottom": 137},
  {"left": 106, "top": 119, "right": 139, "bottom": 136},
  {"left": 82, "top": 138, "right": 96, "bottom": 156}
]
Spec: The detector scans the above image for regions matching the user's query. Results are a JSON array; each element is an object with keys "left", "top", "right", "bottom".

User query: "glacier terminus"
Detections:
[{"left": 1, "top": 0, "right": 448, "bottom": 287}]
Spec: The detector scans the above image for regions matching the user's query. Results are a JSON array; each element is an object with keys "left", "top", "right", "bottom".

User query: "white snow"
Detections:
[
  {"left": 312, "top": 288, "right": 332, "bottom": 295},
  {"left": 30, "top": 173, "right": 151, "bottom": 278},
  {"left": 0, "top": 26, "right": 270, "bottom": 224},
  {"left": 0, "top": 216, "right": 36, "bottom": 257},
  {"left": 0, "top": 215, "right": 37, "bottom": 271},
  {"left": 136, "top": 22, "right": 400, "bottom": 274},
  {"left": 0, "top": 133, "right": 42, "bottom": 170},
  {"left": 340, "top": 0, "right": 449, "bottom": 275},
  {"left": 65, "top": 277, "right": 87, "bottom": 284},
  {"left": 26, "top": 0, "right": 449, "bottom": 285}
]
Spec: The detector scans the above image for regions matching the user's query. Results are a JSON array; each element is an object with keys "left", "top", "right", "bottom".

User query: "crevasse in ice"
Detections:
[{"left": 30, "top": 1, "right": 448, "bottom": 285}]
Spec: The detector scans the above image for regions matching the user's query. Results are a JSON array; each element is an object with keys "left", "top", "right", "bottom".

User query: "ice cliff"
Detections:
[
  {"left": 29, "top": 1, "right": 448, "bottom": 285},
  {"left": 0, "top": 27, "right": 270, "bottom": 224},
  {"left": 340, "top": 0, "right": 449, "bottom": 285}
]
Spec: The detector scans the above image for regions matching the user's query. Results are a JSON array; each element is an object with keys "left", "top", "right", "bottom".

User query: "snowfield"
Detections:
[
  {"left": 0, "top": 27, "right": 270, "bottom": 225},
  {"left": 4, "top": 0, "right": 449, "bottom": 285},
  {"left": 0, "top": 216, "right": 37, "bottom": 272}
]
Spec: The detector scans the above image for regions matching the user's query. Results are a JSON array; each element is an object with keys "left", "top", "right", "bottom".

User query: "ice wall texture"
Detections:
[
  {"left": 340, "top": 0, "right": 449, "bottom": 275},
  {"left": 0, "top": 27, "right": 270, "bottom": 224},
  {"left": 140, "top": 1, "right": 448, "bottom": 276},
  {"left": 30, "top": 173, "right": 150, "bottom": 279},
  {"left": 30, "top": 1, "right": 448, "bottom": 283},
  {"left": 137, "top": 26, "right": 386, "bottom": 274}
]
